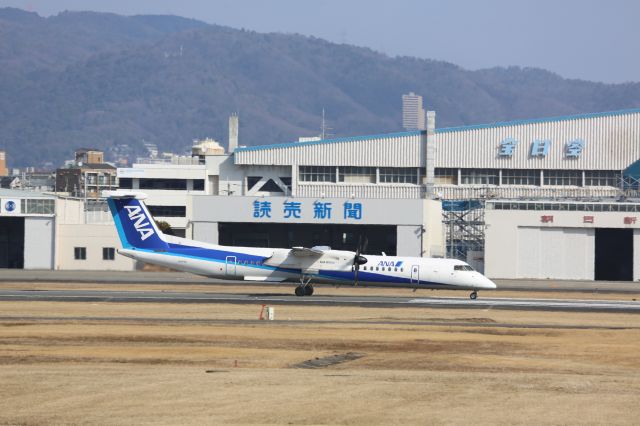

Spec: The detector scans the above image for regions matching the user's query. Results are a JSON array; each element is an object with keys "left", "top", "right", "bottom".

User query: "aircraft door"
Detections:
[
  {"left": 225, "top": 256, "right": 237, "bottom": 276},
  {"left": 410, "top": 264, "right": 420, "bottom": 284}
]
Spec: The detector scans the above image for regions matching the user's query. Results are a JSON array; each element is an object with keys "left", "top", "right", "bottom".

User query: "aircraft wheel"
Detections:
[
  {"left": 470, "top": 291, "right": 478, "bottom": 300},
  {"left": 295, "top": 286, "right": 305, "bottom": 297},
  {"left": 304, "top": 285, "right": 314, "bottom": 296}
]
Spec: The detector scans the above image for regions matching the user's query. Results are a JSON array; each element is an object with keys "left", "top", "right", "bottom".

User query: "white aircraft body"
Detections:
[{"left": 106, "top": 191, "right": 497, "bottom": 299}]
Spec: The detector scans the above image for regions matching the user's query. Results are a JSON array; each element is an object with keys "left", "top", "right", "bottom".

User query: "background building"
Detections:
[
  {"left": 56, "top": 149, "right": 117, "bottom": 198},
  {"left": 402, "top": 92, "right": 426, "bottom": 130},
  {"left": 0, "top": 151, "right": 8, "bottom": 176}
]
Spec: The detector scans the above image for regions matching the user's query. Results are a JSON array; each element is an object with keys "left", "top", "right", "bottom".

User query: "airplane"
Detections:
[{"left": 105, "top": 191, "right": 497, "bottom": 299}]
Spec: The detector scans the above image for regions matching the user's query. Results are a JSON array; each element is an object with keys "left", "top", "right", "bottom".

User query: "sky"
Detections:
[{"left": 2, "top": 0, "right": 639, "bottom": 83}]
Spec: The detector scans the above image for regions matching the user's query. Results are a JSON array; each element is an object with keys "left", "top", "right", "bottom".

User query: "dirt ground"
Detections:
[{"left": 1, "top": 289, "right": 640, "bottom": 425}]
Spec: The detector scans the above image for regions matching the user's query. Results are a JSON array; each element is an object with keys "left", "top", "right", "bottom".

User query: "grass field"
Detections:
[{"left": 1, "top": 284, "right": 640, "bottom": 425}]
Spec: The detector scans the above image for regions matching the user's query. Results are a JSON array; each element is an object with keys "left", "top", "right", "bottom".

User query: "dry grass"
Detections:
[{"left": 1, "top": 298, "right": 640, "bottom": 425}]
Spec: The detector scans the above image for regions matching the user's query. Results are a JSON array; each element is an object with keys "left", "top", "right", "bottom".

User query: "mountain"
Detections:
[{"left": 1, "top": 7, "right": 639, "bottom": 167}]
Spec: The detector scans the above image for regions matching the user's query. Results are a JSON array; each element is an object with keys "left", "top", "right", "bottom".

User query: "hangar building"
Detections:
[
  {"left": 0, "top": 189, "right": 55, "bottom": 269},
  {"left": 112, "top": 108, "right": 640, "bottom": 280}
]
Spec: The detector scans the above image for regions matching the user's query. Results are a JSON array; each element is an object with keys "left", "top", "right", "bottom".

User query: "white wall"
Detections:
[
  {"left": 422, "top": 199, "right": 444, "bottom": 257},
  {"left": 56, "top": 224, "right": 135, "bottom": 271},
  {"left": 192, "top": 222, "right": 218, "bottom": 245},
  {"left": 24, "top": 217, "right": 54, "bottom": 269},
  {"left": 396, "top": 225, "right": 422, "bottom": 257},
  {"left": 514, "top": 227, "right": 594, "bottom": 280}
]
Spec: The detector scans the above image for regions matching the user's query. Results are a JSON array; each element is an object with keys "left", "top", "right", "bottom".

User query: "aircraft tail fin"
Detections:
[{"left": 105, "top": 191, "right": 169, "bottom": 251}]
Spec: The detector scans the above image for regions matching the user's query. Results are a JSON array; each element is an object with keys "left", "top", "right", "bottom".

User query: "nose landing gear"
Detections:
[{"left": 469, "top": 291, "right": 478, "bottom": 300}]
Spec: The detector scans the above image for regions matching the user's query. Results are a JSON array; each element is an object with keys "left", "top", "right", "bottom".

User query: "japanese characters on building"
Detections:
[
  {"left": 498, "top": 138, "right": 585, "bottom": 158},
  {"left": 253, "top": 199, "right": 363, "bottom": 220}
]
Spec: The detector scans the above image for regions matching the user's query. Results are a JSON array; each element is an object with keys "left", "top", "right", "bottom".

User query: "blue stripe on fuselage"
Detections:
[{"left": 128, "top": 242, "right": 444, "bottom": 286}]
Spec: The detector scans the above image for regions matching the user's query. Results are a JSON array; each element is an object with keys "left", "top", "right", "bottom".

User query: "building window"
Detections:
[
  {"left": 338, "top": 167, "right": 376, "bottom": 183},
  {"left": 247, "top": 176, "right": 261, "bottom": 190},
  {"left": 74, "top": 247, "right": 86, "bottom": 260},
  {"left": 20, "top": 198, "right": 55, "bottom": 214},
  {"left": 103, "top": 247, "right": 115, "bottom": 260},
  {"left": 299, "top": 166, "right": 336, "bottom": 182},
  {"left": 379, "top": 167, "right": 419, "bottom": 184},
  {"left": 139, "top": 178, "right": 187, "bottom": 190},
  {"left": 585, "top": 170, "right": 619, "bottom": 187},
  {"left": 279, "top": 177, "right": 292, "bottom": 191},
  {"left": 257, "top": 179, "right": 284, "bottom": 192},
  {"left": 192, "top": 179, "right": 205, "bottom": 191},
  {"left": 118, "top": 178, "right": 133, "bottom": 189},
  {"left": 544, "top": 170, "right": 582, "bottom": 186},
  {"left": 147, "top": 205, "right": 186, "bottom": 217},
  {"left": 460, "top": 169, "right": 499, "bottom": 185},
  {"left": 501, "top": 169, "right": 540, "bottom": 186},
  {"left": 434, "top": 168, "right": 458, "bottom": 185}
]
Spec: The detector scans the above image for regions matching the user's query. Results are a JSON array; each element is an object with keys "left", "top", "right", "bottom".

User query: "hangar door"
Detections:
[
  {"left": 0, "top": 217, "right": 24, "bottom": 268},
  {"left": 517, "top": 227, "right": 594, "bottom": 280},
  {"left": 595, "top": 229, "right": 633, "bottom": 281}
]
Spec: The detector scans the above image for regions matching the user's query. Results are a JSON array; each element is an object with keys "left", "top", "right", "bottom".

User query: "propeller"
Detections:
[{"left": 353, "top": 235, "right": 368, "bottom": 286}]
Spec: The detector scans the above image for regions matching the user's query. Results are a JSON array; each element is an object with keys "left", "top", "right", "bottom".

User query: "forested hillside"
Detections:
[{"left": 1, "top": 8, "right": 639, "bottom": 167}]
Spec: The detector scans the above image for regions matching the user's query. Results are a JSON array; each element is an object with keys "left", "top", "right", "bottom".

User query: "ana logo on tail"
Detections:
[{"left": 124, "top": 205, "right": 155, "bottom": 241}]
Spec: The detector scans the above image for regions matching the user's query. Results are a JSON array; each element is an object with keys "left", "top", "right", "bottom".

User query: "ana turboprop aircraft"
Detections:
[{"left": 105, "top": 191, "right": 497, "bottom": 299}]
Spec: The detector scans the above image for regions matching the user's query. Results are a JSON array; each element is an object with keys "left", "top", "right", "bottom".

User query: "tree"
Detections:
[{"left": 155, "top": 220, "right": 173, "bottom": 235}]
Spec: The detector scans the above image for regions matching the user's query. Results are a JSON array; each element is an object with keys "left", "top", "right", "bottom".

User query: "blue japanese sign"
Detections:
[
  {"left": 530, "top": 139, "right": 551, "bottom": 157},
  {"left": 313, "top": 201, "right": 332, "bottom": 219},
  {"left": 250, "top": 199, "right": 364, "bottom": 221},
  {"left": 565, "top": 139, "right": 585, "bottom": 158},
  {"left": 343, "top": 202, "right": 363, "bottom": 220},
  {"left": 499, "top": 137, "right": 587, "bottom": 158},
  {"left": 498, "top": 137, "right": 518, "bottom": 156},
  {"left": 253, "top": 200, "right": 272, "bottom": 218},
  {"left": 283, "top": 201, "right": 302, "bottom": 219}
]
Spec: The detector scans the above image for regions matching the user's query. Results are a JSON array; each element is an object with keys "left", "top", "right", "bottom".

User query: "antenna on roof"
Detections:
[{"left": 321, "top": 108, "right": 333, "bottom": 140}]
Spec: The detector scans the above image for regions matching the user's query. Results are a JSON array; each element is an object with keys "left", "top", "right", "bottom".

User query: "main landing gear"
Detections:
[
  {"left": 295, "top": 285, "right": 314, "bottom": 296},
  {"left": 295, "top": 275, "right": 314, "bottom": 297},
  {"left": 469, "top": 291, "right": 478, "bottom": 300}
]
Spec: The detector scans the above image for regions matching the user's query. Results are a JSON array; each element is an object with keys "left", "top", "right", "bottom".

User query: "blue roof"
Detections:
[
  {"left": 625, "top": 159, "right": 640, "bottom": 179},
  {"left": 234, "top": 108, "right": 640, "bottom": 152},
  {"left": 234, "top": 130, "right": 425, "bottom": 153},
  {"left": 436, "top": 108, "right": 640, "bottom": 134}
]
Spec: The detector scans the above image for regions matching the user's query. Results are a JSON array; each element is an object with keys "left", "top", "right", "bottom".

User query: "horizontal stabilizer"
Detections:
[{"left": 102, "top": 190, "right": 148, "bottom": 200}]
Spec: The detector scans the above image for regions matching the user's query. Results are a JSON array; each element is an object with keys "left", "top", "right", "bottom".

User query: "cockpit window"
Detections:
[{"left": 454, "top": 265, "right": 474, "bottom": 271}]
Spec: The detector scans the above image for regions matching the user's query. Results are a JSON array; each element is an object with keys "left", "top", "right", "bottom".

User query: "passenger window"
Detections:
[
  {"left": 388, "top": 267, "right": 391, "bottom": 271},
  {"left": 394, "top": 267, "right": 397, "bottom": 272},
  {"left": 401, "top": 268, "right": 404, "bottom": 272}
]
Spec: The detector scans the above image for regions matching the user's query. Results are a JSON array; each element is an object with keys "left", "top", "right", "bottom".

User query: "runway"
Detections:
[{"left": 1, "top": 288, "right": 639, "bottom": 313}]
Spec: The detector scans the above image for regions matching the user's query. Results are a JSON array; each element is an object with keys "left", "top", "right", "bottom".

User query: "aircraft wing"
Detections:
[{"left": 290, "top": 247, "right": 326, "bottom": 257}]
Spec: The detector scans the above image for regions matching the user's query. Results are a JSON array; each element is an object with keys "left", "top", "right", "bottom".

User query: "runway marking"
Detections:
[{"left": 0, "top": 289, "right": 639, "bottom": 313}]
